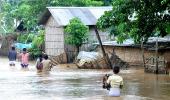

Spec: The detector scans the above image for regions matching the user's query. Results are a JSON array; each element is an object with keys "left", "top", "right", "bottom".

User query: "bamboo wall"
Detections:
[
  {"left": 142, "top": 50, "right": 170, "bottom": 62},
  {"left": 103, "top": 46, "right": 143, "bottom": 65},
  {"left": 45, "top": 16, "right": 64, "bottom": 56},
  {"left": 101, "top": 46, "right": 170, "bottom": 66}
]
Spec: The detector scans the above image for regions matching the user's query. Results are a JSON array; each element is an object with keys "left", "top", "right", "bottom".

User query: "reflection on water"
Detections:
[{"left": 0, "top": 57, "right": 170, "bottom": 100}]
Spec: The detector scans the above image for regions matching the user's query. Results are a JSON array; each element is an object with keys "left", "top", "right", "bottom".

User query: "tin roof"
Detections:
[
  {"left": 39, "top": 7, "right": 112, "bottom": 26},
  {"left": 147, "top": 37, "right": 170, "bottom": 43},
  {"left": 93, "top": 39, "right": 135, "bottom": 47},
  {"left": 94, "top": 37, "right": 170, "bottom": 51}
]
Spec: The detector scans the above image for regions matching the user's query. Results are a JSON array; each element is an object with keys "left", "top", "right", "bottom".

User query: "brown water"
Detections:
[{"left": 0, "top": 57, "right": 170, "bottom": 100}]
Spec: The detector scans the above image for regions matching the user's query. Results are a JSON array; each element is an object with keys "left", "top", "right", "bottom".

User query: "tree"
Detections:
[
  {"left": 0, "top": 0, "right": 20, "bottom": 33},
  {"left": 64, "top": 18, "right": 89, "bottom": 54},
  {"left": 97, "top": 0, "right": 170, "bottom": 43},
  {"left": 0, "top": 0, "right": 105, "bottom": 33},
  {"left": 0, "top": 0, "right": 106, "bottom": 59},
  {"left": 51, "top": 0, "right": 104, "bottom": 6}
]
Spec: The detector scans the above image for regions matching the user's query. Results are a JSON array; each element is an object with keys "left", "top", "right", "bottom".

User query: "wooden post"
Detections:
[
  {"left": 94, "top": 26, "right": 112, "bottom": 69},
  {"left": 155, "top": 37, "right": 159, "bottom": 74},
  {"left": 141, "top": 38, "right": 145, "bottom": 68}
]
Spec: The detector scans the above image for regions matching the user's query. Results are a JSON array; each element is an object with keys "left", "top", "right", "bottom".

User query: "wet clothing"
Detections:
[
  {"left": 107, "top": 74, "right": 123, "bottom": 96},
  {"left": 8, "top": 50, "right": 17, "bottom": 61},
  {"left": 21, "top": 63, "right": 28, "bottom": 68},
  {"left": 41, "top": 59, "right": 51, "bottom": 74},
  {"left": 20, "top": 53, "right": 29, "bottom": 65},
  {"left": 20, "top": 53, "right": 29, "bottom": 68},
  {"left": 9, "top": 61, "right": 16, "bottom": 66},
  {"left": 35, "top": 58, "right": 43, "bottom": 73},
  {"left": 108, "top": 88, "right": 120, "bottom": 96}
]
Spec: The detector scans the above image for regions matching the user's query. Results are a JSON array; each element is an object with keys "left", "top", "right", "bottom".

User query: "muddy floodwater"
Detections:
[{"left": 0, "top": 57, "right": 170, "bottom": 100}]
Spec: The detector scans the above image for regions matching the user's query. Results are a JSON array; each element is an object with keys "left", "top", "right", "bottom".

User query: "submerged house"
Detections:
[
  {"left": 39, "top": 7, "right": 112, "bottom": 61},
  {"left": 97, "top": 37, "right": 170, "bottom": 73}
]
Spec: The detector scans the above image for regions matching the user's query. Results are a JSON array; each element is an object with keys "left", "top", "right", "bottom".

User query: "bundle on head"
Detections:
[{"left": 102, "top": 74, "right": 111, "bottom": 90}]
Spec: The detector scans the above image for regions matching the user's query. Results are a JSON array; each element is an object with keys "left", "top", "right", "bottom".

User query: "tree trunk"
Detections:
[
  {"left": 141, "top": 39, "right": 145, "bottom": 68},
  {"left": 94, "top": 26, "right": 112, "bottom": 69}
]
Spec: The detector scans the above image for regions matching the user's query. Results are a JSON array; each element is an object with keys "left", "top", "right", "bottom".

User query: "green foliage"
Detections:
[
  {"left": 32, "top": 30, "right": 45, "bottom": 48},
  {"left": 166, "top": 23, "right": 170, "bottom": 34},
  {"left": 51, "top": 0, "right": 104, "bottom": 6},
  {"left": 17, "top": 33, "right": 34, "bottom": 43},
  {"left": 12, "top": 0, "right": 46, "bottom": 31},
  {"left": 17, "top": 34, "right": 29, "bottom": 43},
  {"left": 64, "top": 18, "right": 89, "bottom": 51},
  {"left": 28, "top": 47, "right": 42, "bottom": 59},
  {"left": 0, "top": 0, "right": 106, "bottom": 33},
  {"left": 29, "top": 30, "right": 45, "bottom": 59},
  {"left": 0, "top": 1, "right": 18, "bottom": 33},
  {"left": 26, "top": 33, "right": 35, "bottom": 43},
  {"left": 16, "top": 30, "right": 45, "bottom": 59},
  {"left": 97, "top": 0, "right": 170, "bottom": 43},
  {"left": 0, "top": 0, "right": 107, "bottom": 58}
]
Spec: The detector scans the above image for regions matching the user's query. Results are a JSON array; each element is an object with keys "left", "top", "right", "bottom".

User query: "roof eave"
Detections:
[{"left": 38, "top": 9, "right": 51, "bottom": 25}]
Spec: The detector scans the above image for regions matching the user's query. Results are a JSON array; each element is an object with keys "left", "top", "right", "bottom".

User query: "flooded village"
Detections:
[{"left": 0, "top": 0, "right": 170, "bottom": 100}]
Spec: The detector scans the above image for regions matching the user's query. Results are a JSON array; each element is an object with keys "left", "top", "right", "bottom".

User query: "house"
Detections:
[
  {"left": 96, "top": 37, "right": 170, "bottom": 69},
  {"left": 39, "top": 7, "right": 112, "bottom": 62}
]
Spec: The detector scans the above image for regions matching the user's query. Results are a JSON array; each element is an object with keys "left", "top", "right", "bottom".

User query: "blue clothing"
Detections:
[
  {"left": 8, "top": 50, "right": 17, "bottom": 61},
  {"left": 21, "top": 64, "right": 28, "bottom": 68}
]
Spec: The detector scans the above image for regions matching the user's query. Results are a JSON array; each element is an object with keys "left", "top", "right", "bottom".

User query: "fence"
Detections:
[{"left": 145, "top": 56, "right": 169, "bottom": 74}]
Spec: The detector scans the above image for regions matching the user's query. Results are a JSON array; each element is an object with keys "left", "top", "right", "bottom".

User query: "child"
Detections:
[
  {"left": 8, "top": 46, "right": 17, "bottom": 66},
  {"left": 107, "top": 66, "right": 123, "bottom": 97},
  {"left": 20, "top": 48, "right": 29, "bottom": 68},
  {"left": 35, "top": 54, "right": 43, "bottom": 73}
]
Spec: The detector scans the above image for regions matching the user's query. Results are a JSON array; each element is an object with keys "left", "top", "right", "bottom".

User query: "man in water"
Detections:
[
  {"left": 8, "top": 46, "right": 17, "bottom": 66},
  {"left": 41, "top": 54, "right": 52, "bottom": 74},
  {"left": 107, "top": 66, "right": 123, "bottom": 97}
]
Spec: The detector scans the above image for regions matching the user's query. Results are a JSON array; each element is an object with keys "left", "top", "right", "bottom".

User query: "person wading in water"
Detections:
[
  {"left": 37, "top": 54, "right": 52, "bottom": 74},
  {"left": 106, "top": 66, "right": 123, "bottom": 97},
  {"left": 19, "top": 48, "right": 29, "bottom": 69},
  {"left": 35, "top": 54, "right": 43, "bottom": 73},
  {"left": 8, "top": 46, "right": 17, "bottom": 67}
]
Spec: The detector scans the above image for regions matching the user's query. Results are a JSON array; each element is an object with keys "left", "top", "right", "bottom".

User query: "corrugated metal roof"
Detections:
[
  {"left": 94, "top": 36, "right": 170, "bottom": 46},
  {"left": 93, "top": 39, "right": 135, "bottom": 47},
  {"left": 39, "top": 7, "right": 112, "bottom": 26}
]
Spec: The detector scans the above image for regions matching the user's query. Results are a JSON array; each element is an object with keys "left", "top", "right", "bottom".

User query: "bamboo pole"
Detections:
[
  {"left": 155, "top": 37, "right": 159, "bottom": 74},
  {"left": 94, "top": 26, "right": 112, "bottom": 69},
  {"left": 141, "top": 38, "right": 145, "bottom": 68}
]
